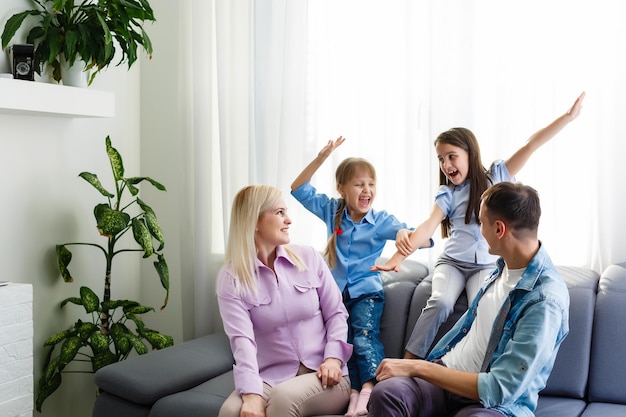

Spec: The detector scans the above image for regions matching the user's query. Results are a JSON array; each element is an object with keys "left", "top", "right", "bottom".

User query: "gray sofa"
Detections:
[{"left": 93, "top": 260, "right": 626, "bottom": 417}]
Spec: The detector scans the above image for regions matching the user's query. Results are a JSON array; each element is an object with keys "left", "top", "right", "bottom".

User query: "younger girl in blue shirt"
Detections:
[
  {"left": 373, "top": 91, "right": 585, "bottom": 360},
  {"left": 291, "top": 138, "right": 432, "bottom": 417}
]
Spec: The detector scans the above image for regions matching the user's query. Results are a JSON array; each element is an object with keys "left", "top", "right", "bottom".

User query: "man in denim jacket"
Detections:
[{"left": 368, "top": 182, "right": 570, "bottom": 417}]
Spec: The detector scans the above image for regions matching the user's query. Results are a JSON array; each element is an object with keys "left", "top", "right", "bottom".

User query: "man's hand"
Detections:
[{"left": 375, "top": 358, "right": 421, "bottom": 382}]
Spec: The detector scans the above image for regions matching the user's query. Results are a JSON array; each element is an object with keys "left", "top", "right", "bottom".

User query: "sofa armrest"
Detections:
[{"left": 94, "top": 332, "right": 233, "bottom": 405}]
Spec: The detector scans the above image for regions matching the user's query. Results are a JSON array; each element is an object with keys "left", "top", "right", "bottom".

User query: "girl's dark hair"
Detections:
[
  {"left": 324, "top": 157, "right": 376, "bottom": 268},
  {"left": 435, "top": 127, "right": 489, "bottom": 238}
]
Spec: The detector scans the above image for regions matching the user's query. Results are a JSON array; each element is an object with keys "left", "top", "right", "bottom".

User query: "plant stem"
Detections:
[{"left": 100, "top": 236, "right": 115, "bottom": 335}]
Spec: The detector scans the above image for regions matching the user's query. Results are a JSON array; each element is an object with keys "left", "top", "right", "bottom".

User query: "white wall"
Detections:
[{"left": 0, "top": 1, "right": 186, "bottom": 416}]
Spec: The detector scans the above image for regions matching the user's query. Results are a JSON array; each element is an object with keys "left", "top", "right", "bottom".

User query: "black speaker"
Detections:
[{"left": 7, "top": 44, "right": 35, "bottom": 81}]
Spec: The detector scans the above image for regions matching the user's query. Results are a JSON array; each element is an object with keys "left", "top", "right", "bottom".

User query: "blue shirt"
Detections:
[
  {"left": 428, "top": 244, "right": 570, "bottom": 417},
  {"left": 436, "top": 160, "right": 512, "bottom": 264},
  {"left": 291, "top": 181, "right": 411, "bottom": 298}
]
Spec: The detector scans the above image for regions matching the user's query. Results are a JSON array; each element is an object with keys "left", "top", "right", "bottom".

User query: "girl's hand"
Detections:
[
  {"left": 240, "top": 393, "right": 265, "bottom": 417},
  {"left": 317, "top": 358, "right": 343, "bottom": 389},
  {"left": 371, "top": 259, "right": 401, "bottom": 273},
  {"left": 318, "top": 136, "right": 346, "bottom": 159},
  {"left": 566, "top": 91, "right": 585, "bottom": 121},
  {"left": 395, "top": 229, "right": 414, "bottom": 256}
]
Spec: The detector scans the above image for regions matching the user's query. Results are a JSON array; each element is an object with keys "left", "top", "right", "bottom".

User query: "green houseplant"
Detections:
[
  {"left": 36, "top": 136, "right": 173, "bottom": 411},
  {"left": 1, "top": 0, "right": 155, "bottom": 85}
]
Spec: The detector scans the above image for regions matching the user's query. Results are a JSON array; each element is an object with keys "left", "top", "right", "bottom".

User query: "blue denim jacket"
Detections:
[{"left": 428, "top": 244, "right": 570, "bottom": 417}]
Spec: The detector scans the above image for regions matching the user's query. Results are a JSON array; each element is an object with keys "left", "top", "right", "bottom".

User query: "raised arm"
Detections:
[
  {"left": 505, "top": 91, "right": 585, "bottom": 177},
  {"left": 291, "top": 136, "right": 346, "bottom": 191},
  {"left": 372, "top": 204, "right": 444, "bottom": 272}
]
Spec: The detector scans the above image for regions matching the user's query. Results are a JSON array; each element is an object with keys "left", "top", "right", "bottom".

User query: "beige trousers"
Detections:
[{"left": 218, "top": 364, "right": 351, "bottom": 417}]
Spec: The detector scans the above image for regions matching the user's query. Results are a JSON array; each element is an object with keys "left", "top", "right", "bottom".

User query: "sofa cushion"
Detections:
[
  {"left": 541, "top": 266, "right": 599, "bottom": 398},
  {"left": 536, "top": 395, "right": 587, "bottom": 417},
  {"left": 587, "top": 263, "right": 626, "bottom": 404},
  {"left": 581, "top": 402, "right": 626, "bottom": 417},
  {"left": 93, "top": 392, "right": 151, "bottom": 417},
  {"left": 150, "top": 371, "right": 235, "bottom": 417},
  {"left": 94, "top": 333, "right": 233, "bottom": 405},
  {"left": 378, "top": 258, "right": 429, "bottom": 358}
]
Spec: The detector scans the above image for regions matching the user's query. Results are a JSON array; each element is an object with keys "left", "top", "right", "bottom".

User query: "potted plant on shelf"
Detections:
[
  {"left": 1, "top": 0, "right": 155, "bottom": 86},
  {"left": 36, "top": 136, "right": 173, "bottom": 411}
]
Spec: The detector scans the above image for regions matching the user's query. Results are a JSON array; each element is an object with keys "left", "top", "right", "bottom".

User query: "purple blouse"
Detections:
[{"left": 216, "top": 244, "right": 352, "bottom": 396}]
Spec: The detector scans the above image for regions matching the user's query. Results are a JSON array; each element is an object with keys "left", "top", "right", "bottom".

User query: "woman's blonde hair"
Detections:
[
  {"left": 225, "top": 185, "right": 304, "bottom": 294},
  {"left": 324, "top": 158, "right": 376, "bottom": 269}
]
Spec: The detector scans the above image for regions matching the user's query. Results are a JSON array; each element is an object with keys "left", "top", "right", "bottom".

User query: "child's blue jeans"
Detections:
[{"left": 343, "top": 289, "right": 385, "bottom": 390}]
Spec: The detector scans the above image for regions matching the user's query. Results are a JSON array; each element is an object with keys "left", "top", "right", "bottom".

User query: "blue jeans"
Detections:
[{"left": 344, "top": 289, "right": 385, "bottom": 390}]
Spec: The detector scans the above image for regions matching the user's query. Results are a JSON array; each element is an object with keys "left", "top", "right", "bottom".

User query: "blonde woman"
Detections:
[{"left": 217, "top": 185, "right": 352, "bottom": 417}]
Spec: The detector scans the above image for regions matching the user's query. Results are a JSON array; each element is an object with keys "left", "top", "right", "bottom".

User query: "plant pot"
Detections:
[
  {"left": 35, "top": 64, "right": 56, "bottom": 83},
  {"left": 60, "top": 55, "right": 89, "bottom": 87}
]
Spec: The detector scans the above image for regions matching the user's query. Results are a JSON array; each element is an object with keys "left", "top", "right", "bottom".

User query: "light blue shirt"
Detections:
[
  {"left": 436, "top": 160, "right": 512, "bottom": 264},
  {"left": 291, "top": 181, "right": 415, "bottom": 298},
  {"left": 428, "top": 243, "right": 570, "bottom": 417}
]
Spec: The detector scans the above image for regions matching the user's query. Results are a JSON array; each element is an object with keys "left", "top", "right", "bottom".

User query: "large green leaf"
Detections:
[
  {"left": 126, "top": 176, "right": 167, "bottom": 191},
  {"left": 43, "top": 329, "right": 73, "bottom": 347},
  {"left": 137, "top": 198, "right": 165, "bottom": 250},
  {"left": 132, "top": 218, "right": 153, "bottom": 258},
  {"left": 92, "top": 350, "right": 118, "bottom": 371},
  {"left": 36, "top": 366, "right": 61, "bottom": 412},
  {"left": 58, "top": 336, "right": 83, "bottom": 368},
  {"left": 94, "top": 204, "right": 130, "bottom": 237},
  {"left": 105, "top": 136, "right": 124, "bottom": 180},
  {"left": 126, "top": 180, "right": 139, "bottom": 196},
  {"left": 124, "top": 305, "right": 154, "bottom": 315},
  {"left": 89, "top": 332, "right": 110, "bottom": 354},
  {"left": 76, "top": 321, "right": 98, "bottom": 341},
  {"left": 60, "top": 296, "right": 82, "bottom": 309},
  {"left": 79, "top": 286, "right": 100, "bottom": 313},
  {"left": 127, "top": 333, "right": 148, "bottom": 355},
  {"left": 102, "top": 299, "right": 139, "bottom": 311},
  {"left": 1, "top": 11, "right": 41, "bottom": 49},
  {"left": 143, "top": 331, "right": 174, "bottom": 350},
  {"left": 154, "top": 254, "right": 170, "bottom": 309},
  {"left": 79, "top": 172, "right": 114, "bottom": 198},
  {"left": 64, "top": 28, "right": 79, "bottom": 64},
  {"left": 110, "top": 322, "right": 131, "bottom": 355},
  {"left": 125, "top": 313, "right": 146, "bottom": 333},
  {"left": 56, "top": 245, "right": 73, "bottom": 283}
]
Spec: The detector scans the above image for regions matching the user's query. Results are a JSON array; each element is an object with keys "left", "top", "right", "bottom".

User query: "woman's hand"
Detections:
[
  {"left": 317, "top": 358, "right": 343, "bottom": 389},
  {"left": 240, "top": 393, "right": 265, "bottom": 417}
]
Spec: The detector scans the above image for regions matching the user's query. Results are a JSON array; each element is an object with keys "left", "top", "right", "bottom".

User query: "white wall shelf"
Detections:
[{"left": 0, "top": 77, "right": 115, "bottom": 118}]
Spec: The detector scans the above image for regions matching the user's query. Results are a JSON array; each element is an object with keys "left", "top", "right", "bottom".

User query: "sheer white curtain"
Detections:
[{"left": 183, "top": 0, "right": 626, "bottom": 335}]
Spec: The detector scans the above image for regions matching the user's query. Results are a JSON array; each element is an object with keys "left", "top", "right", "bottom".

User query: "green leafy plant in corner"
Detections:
[
  {"left": 1, "top": 0, "right": 155, "bottom": 85},
  {"left": 36, "top": 136, "right": 173, "bottom": 411}
]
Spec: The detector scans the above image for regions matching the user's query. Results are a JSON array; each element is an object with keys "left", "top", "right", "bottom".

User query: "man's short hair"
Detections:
[{"left": 481, "top": 182, "right": 541, "bottom": 234}]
